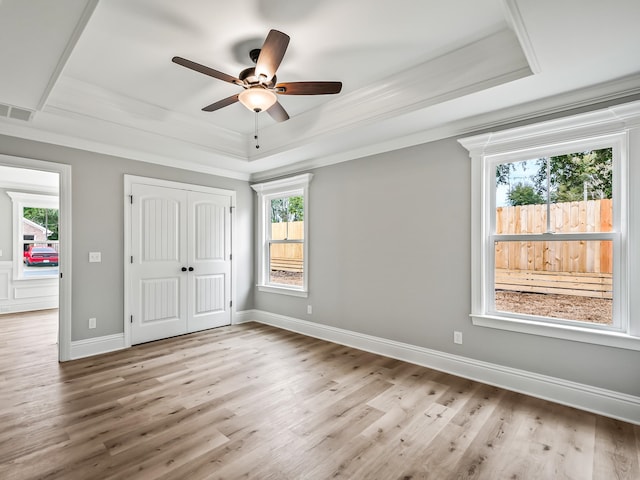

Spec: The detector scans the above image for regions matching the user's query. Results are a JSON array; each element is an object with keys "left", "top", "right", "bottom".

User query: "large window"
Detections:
[
  {"left": 251, "top": 174, "right": 312, "bottom": 297},
  {"left": 492, "top": 147, "right": 617, "bottom": 328},
  {"left": 460, "top": 101, "right": 640, "bottom": 350}
]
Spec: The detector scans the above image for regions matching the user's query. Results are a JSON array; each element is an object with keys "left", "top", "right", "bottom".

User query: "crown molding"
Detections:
[
  {"left": 47, "top": 77, "right": 247, "bottom": 157},
  {"left": 251, "top": 78, "right": 640, "bottom": 182},
  {"left": 0, "top": 113, "right": 251, "bottom": 181},
  {"left": 502, "top": 0, "right": 541, "bottom": 74},
  {"left": 36, "top": 0, "right": 99, "bottom": 110},
  {"left": 250, "top": 27, "right": 533, "bottom": 161},
  {"left": 459, "top": 98, "right": 640, "bottom": 156}
]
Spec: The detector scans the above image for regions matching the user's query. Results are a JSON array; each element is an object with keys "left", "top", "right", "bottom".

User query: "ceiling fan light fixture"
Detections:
[{"left": 238, "top": 87, "right": 277, "bottom": 112}]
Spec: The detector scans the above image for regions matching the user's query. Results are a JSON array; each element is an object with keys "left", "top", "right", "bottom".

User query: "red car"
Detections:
[{"left": 24, "top": 246, "right": 59, "bottom": 266}]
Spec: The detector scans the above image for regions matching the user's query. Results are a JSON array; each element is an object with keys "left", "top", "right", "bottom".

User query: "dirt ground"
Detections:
[
  {"left": 270, "top": 270, "right": 303, "bottom": 286},
  {"left": 495, "top": 291, "right": 612, "bottom": 324},
  {"left": 270, "top": 271, "right": 612, "bottom": 325}
]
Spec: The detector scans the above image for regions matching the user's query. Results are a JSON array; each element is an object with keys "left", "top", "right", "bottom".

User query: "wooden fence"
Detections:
[
  {"left": 270, "top": 222, "right": 303, "bottom": 272},
  {"left": 495, "top": 199, "right": 613, "bottom": 298},
  {"left": 269, "top": 203, "right": 615, "bottom": 298},
  {"left": 495, "top": 199, "right": 612, "bottom": 273}
]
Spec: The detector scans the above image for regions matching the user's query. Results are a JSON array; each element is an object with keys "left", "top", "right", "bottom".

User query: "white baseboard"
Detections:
[
  {"left": 234, "top": 310, "right": 256, "bottom": 325},
  {"left": 0, "top": 299, "right": 59, "bottom": 314},
  {"left": 244, "top": 309, "right": 640, "bottom": 425},
  {"left": 70, "top": 333, "right": 125, "bottom": 360}
]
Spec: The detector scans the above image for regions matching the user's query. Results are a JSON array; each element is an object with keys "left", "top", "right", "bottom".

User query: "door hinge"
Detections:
[
  {"left": 60, "top": 272, "right": 63, "bottom": 279},
  {"left": 229, "top": 253, "right": 232, "bottom": 260},
  {"left": 130, "top": 255, "right": 133, "bottom": 264},
  {"left": 130, "top": 315, "right": 133, "bottom": 324},
  {"left": 129, "top": 195, "right": 133, "bottom": 204},
  {"left": 229, "top": 300, "right": 233, "bottom": 308},
  {"left": 230, "top": 206, "right": 234, "bottom": 214}
]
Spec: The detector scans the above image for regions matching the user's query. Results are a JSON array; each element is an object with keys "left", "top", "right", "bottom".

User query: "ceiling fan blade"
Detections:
[
  {"left": 275, "top": 81, "right": 342, "bottom": 95},
  {"left": 255, "top": 30, "right": 290, "bottom": 82},
  {"left": 267, "top": 101, "right": 290, "bottom": 122},
  {"left": 202, "top": 94, "right": 239, "bottom": 112},
  {"left": 172, "top": 56, "right": 241, "bottom": 85}
]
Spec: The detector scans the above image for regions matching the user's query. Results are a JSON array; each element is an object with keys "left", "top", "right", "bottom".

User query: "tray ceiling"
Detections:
[{"left": 1, "top": 0, "right": 639, "bottom": 180}]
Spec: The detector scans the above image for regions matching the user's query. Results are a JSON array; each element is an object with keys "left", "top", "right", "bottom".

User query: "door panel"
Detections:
[
  {"left": 131, "top": 184, "right": 188, "bottom": 344},
  {"left": 188, "top": 192, "right": 230, "bottom": 332},
  {"left": 194, "top": 274, "right": 225, "bottom": 315},
  {"left": 142, "top": 278, "right": 180, "bottom": 322}
]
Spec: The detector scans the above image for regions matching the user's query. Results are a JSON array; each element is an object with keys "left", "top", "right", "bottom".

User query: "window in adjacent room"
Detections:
[
  {"left": 7, "top": 192, "right": 60, "bottom": 280},
  {"left": 251, "top": 173, "right": 312, "bottom": 297}
]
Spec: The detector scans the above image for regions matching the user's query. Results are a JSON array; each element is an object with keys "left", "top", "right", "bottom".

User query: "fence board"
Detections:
[
  {"left": 495, "top": 269, "right": 612, "bottom": 299},
  {"left": 270, "top": 222, "right": 304, "bottom": 272},
  {"left": 495, "top": 199, "right": 612, "bottom": 274}
]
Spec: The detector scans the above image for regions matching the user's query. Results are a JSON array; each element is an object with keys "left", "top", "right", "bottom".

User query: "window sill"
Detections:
[
  {"left": 471, "top": 314, "right": 640, "bottom": 351},
  {"left": 257, "top": 284, "right": 308, "bottom": 298}
]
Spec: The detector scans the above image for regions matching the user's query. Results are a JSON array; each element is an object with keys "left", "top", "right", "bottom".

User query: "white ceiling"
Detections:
[
  {"left": 1, "top": 0, "right": 639, "bottom": 180},
  {"left": 0, "top": 165, "right": 59, "bottom": 194}
]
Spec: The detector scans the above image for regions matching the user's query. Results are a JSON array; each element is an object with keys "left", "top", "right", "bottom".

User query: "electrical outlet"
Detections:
[
  {"left": 89, "top": 317, "right": 96, "bottom": 329},
  {"left": 89, "top": 252, "right": 102, "bottom": 263},
  {"left": 307, "top": 305, "right": 312, "bottom": 314},
  {"left": 453, "top": 331, "right": 463, "bottom": 344}
]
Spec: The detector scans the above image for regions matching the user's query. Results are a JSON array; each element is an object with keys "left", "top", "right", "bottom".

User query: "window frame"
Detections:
[
  {"left": 459, "top": 102, "right": 640, "bottom": 351},
  {"left": 251, "top": 173, "right": 312, "bottom": 297}
]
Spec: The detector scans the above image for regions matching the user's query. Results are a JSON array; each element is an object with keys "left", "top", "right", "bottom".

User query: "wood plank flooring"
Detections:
[{"left": 1, "top": 309, "right": 639, "bottom": 479}]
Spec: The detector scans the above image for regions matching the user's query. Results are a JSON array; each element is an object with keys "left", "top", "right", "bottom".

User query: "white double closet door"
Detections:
[{"left": 130, "top": 182, "right": 231, "bottom": 345}]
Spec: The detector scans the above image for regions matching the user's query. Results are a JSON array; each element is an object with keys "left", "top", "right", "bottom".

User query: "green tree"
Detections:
[
  {"left": 533, "top": 148, "right": 612, "bottom": 202},
  {"left": 23, "top": 207, "right": 59, "bottom": 240},
  {"left": 496, "top": 163, "right": 513, "bottom": 186},
  {"left": 507, "top": 183, "right": 544, "bottom": 206},
  {"left": 271, "top": 196, "right": 303, "bottom": 223}
]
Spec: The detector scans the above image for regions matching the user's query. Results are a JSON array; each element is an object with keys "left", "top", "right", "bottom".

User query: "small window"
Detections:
[
  {"left": 252, "top": 174, "right": 312, "bottom": 296},
  {"left": 269, "top": 195, "right": 304, "bottom": 287}
]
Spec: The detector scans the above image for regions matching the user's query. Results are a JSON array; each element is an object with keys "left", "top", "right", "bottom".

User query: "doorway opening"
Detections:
[{"left": 0, "top": 155, "right": 71, "bottom": 361}]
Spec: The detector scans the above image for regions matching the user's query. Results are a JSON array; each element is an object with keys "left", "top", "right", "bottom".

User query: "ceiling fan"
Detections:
[{"left": 172, "top": 29, "right": 342, "bottom": 122}]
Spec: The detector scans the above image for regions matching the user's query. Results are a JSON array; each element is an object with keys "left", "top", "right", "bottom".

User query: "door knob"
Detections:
[
  {"left": 181, "top": 267, "right": 187, "bottom": 272},
  {"left": 188, "top": 267, "right": 194, "bottom": 272}
]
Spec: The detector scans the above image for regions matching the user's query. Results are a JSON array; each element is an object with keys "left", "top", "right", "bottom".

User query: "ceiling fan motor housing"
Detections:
[
  {"left": 239, "top": 67, "right": 277, "bottom": 88},
  {"left": 249, "top": 48, "right": 261, "bottom": 64}
]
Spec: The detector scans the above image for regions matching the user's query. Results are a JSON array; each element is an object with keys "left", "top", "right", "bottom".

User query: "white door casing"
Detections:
[{"left": 127, "top": 178, "right": 232, "bottom": 345}]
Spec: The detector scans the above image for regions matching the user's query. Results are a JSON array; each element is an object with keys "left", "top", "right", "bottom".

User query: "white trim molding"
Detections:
[
  {"left": 70, "top": 333, "right": 126, "bottom": 360},
  {"left": 242, "top": 309, "right": 640, "bottom": 425},
  {"left": 233, "top": 309, "right": 255, "bottom": 325}
]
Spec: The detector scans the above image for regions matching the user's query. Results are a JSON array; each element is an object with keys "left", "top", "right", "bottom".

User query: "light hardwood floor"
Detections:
[{"left": 1, "top": 310, "right": 639, "bottom": 479}]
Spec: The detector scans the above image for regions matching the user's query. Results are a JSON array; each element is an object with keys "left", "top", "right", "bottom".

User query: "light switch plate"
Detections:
[{"left": 89, "top": 252, "right": 102, "bottom": 263}]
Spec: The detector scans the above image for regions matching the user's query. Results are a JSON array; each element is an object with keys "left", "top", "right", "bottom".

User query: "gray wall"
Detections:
[
  {"left": 253, "top": 138, "right": 640, "bottom": 398},
  {"left": 0, "top": 135, "right": 253, "bottom": 341}
]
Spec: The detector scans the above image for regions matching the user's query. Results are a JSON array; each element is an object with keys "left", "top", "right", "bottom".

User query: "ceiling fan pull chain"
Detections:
[{"left": 254, "top": 111, "right": 260, "bottom": 149}]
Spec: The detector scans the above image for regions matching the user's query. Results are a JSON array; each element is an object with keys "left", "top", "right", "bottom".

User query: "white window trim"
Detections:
[
  {"left": 251, "top": 173, "right": 312, "bottom": 297},
  {"left": 6, "top": 191, "right": 59, "bottom": 281},
  {"left": 459, "top": 100, "right": 640, "bottom": 351}
]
